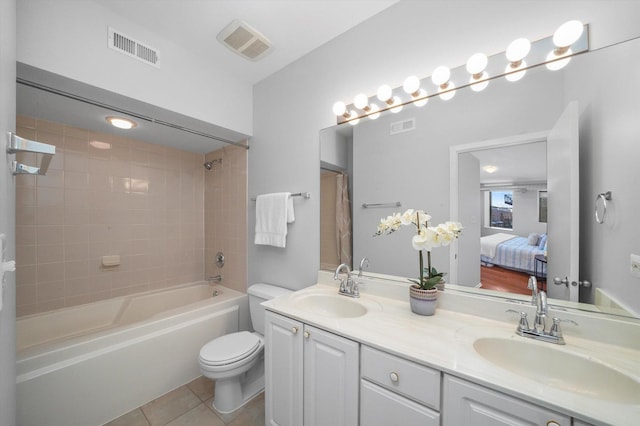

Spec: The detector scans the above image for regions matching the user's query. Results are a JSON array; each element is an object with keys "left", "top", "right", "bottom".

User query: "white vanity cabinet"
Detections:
[
  {"left": 442, "top": 375, "right": 571, "bottom": 425},
  {"left": 360, "top": 346, "right": 440, "bottom": 426},
  {"left": 264, "top": 311, "right": 359, "bottom": 426}
]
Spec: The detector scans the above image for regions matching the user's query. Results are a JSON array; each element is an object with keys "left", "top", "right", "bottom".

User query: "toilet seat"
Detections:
[{"left": 199, "top": 331, "right": 262, "bottom": 367}]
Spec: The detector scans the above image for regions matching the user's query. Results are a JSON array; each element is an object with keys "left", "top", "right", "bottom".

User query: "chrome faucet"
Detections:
[
  {"left": 527, "top": 275, "right": 538, "bottom": 306},
  {"left": 334, "top": 263, "right": 359, "bottom": 298},
  {"left": 357, "top": 257, "right": 369, "bottom": 277},
  {"left": 506, "top": 277, "right": 577, "bottom": 344},
  {"left": 534, "top": 289, "right": 547, "bottom": 333}
]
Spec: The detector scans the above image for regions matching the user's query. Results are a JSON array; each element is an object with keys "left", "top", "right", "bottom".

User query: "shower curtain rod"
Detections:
[{"left": 17, "top": 78, "right": 249, "bottom": 149}]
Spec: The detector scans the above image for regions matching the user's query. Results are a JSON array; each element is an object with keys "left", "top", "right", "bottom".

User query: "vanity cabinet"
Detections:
[
  {"left": 360, "top": 346, "right": 440, "bottom": 426},
  {"left": 442, "top": 375, "right": 571, "bottom": 425},
  {"left": 264, "top": 311, "right": 359, "bottom": 426}
]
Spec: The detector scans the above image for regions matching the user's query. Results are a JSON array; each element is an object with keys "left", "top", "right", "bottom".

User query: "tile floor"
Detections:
[{"left": 104, "top": 376, "right": 264, "bottom": 426}]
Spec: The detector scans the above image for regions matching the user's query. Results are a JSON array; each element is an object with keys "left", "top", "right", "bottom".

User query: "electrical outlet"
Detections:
[{"left": 630, "top": 254, "right": 640, "bottom": 278}]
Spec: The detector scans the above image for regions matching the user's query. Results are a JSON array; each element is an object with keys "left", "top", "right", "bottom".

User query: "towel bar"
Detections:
[{"left": 251, "top": 192, "right": 310, "bottom": 201}]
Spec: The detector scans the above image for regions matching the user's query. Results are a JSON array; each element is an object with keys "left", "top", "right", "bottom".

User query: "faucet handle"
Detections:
[
  {"left": 506, "top": 309, "right": 530, "bottom": 332},
  {"left": 549, "top": 317, "right": 578, "bottom": 338}
]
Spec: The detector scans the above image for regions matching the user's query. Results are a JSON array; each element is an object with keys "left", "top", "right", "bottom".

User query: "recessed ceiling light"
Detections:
[
  {"left": 483, "top": 165, "right": 498, "bottom": 173},
  {"left": 106, "top": 116, "right": 137, "bottom": 130}
]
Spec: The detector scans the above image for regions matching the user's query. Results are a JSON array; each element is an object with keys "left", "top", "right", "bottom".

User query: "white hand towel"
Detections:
[{"left": 255, "top": 192, "right": 293, "bottom": 248}]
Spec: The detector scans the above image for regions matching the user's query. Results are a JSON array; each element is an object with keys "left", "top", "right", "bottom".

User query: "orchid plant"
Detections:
[{"left": 375, "top": 209, "right": 463, "bottom": 290}]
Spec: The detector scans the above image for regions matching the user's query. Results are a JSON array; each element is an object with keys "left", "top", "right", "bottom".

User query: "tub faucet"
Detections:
[
  {"left": 207, "top": 275, "right": 222, "bottom": 283},
  {"left": 334, "top": 263, "right": 359, "bottom": 298}
]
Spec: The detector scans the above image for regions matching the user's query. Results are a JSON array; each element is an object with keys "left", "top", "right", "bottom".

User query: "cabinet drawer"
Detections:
[
  {"left": 361, "top": 345, "right": 440, "bottom": 409},
  {"left": 361, "top": 380, "right": 439, "bottom": 426}
]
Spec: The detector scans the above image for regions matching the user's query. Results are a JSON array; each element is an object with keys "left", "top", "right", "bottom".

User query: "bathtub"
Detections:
[{"left": 16, "top": 282, "right": 249, "bottom": 426}]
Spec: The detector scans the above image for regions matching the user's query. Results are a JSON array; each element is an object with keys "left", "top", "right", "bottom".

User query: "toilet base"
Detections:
[{"left": 210, "top": 361, "right": 265, "bottom": 421}]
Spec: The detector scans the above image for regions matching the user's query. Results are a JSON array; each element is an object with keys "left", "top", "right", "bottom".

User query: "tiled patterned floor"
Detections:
[{"left": 104, "top": 376, "right": 264, "bottom": 426}]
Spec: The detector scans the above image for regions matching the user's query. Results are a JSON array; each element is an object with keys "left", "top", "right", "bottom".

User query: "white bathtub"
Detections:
[{"left": 16, "top": 282, "right": 249, "bottom": 426}]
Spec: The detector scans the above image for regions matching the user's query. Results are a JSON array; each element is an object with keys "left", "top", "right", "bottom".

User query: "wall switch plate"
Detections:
[{"left": 630, "top": 254, "right": 640, "bottom": 278}]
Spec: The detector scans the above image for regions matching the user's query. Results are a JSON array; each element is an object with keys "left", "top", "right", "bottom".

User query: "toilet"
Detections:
[{"left": 198, "top": 283, "right": 292, "bottom": 415}]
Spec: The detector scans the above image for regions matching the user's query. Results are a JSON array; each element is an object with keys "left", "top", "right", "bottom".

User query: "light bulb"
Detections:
[
  {"left": 469, "top": 72, "right": 489, "bottom": 92},
  {"left": 546, "top": 48, "right": 572, "bottom": 70},
  {"left": 354, "top": 93, "right": 369, "bottom": 110},
  {"left": 504, "top": 61, "right": 527, "bottom": 82},
  {"left": 553, "top": 20, "right": 583, "bottom": 48},
  {"left": 438, "top": 82, "right": 456, "bottom": 101},
  {"left": 431, "top": 66, "right": 451, "bottom": 86},
  {"left": 506, "top": 38, "right": 531, "bottom": 63},
  {"left": 403, "top": 75, "right": 421, "bottom": 95},
  {"left": 347, "top": 110, "right": 360, "bottom": 125},
  {"left": 389, "top": 96, "right": 403, "bottom": 113},
  {"left": 332, "top": 101, "right": 346, "bottom": 116},
  {"left": 368, "top": 103, "right": 381, "bottom": 120},
  {"left": 412, "top": 89, "right": 428, "bottom": 107},
  {"left": 377, "top": 84, "right": 393, "bottom": 102},
  {"left": 466, "top": 53, "right": 488, "bottom": 75},
  {"left": 106, "top": 116, "right": 137, "bottom": 129}
]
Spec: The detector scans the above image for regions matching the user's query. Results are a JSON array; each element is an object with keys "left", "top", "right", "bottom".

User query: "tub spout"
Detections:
[{"left": 207, "top": 275, "right": 222, "bottom": 283}]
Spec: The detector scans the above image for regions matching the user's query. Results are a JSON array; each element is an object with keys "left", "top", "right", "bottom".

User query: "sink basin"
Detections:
[
  {"left": 473, "top": 337, "right": 640, "bottom": 403},
  {"left": 292, "top": 294, "right": 369, "bottom": 318}
]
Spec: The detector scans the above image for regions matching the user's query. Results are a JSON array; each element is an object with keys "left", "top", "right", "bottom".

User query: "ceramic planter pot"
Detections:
[{"left": 409, "top": 285, "right": 438, "bottom": 316}]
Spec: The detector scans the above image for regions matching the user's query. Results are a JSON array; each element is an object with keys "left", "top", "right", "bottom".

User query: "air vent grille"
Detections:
[
  {"left": 390, "top": 118, "right": 416, "bottom": 135},
  {"left": 217, "top": 20, "right": 272, "bottom": 61},
  {"left": 108, "top": 27, "right": 160, "bottom": 68}
]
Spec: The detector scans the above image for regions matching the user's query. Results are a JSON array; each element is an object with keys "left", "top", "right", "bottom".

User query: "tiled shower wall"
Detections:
[
  {"left": 15, "top": 116, "right": 246, "bottom": 316},
  {"left": 204, "top": 146, "right": 247, "bottom": 294}
]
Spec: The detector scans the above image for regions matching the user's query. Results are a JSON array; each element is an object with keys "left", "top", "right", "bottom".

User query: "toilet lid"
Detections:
[{"left": 199, "top": 331, "right": 261, "bottom": 366}]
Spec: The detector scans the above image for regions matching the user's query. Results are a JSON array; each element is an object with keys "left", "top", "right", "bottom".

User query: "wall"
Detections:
[
  {"left": 17, "top": 0, "right": 252, "bottom": 136},
  {"left": 15, "top": 117, "right": 205, "bottom": 315},
  {"left": 0, "top": 0, "right": 17, "bottom": 422},
  {"left": 204, "top": 145, "right": 248, "bottom": 294},
  {"left": 250, "top": 1, "right": 640, "bottom": 303}
]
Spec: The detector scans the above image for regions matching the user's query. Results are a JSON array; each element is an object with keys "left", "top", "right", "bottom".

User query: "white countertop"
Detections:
[{"left": 263, "top": 271, "right": 640, "bottom": 426}]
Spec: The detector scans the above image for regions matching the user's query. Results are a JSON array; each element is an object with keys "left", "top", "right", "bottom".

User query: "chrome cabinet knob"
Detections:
[
  {"left": 303, "top": 331, "right": 310, "bottom": 339},
  {"left": 291, "top": 327, "right": 298, "bottom": 334},
  {"left": 546, "top": 421, "right": 561, "bottom": 426},
  {"left": 389, "top": 372, "right": 399, "bottom": 383}
]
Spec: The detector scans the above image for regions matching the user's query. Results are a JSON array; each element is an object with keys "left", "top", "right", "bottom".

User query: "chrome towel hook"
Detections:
[{"left": 594, "top": 191, "right": 612, "bottom": 224}]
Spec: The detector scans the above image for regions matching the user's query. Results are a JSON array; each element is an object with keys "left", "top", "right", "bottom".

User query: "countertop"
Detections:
[{"left": 263, "top": 271, "right": 640, "bottom": 426}]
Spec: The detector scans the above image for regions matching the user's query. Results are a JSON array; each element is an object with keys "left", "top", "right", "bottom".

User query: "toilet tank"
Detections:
[{"left": 247, "top": 283, "right": 293, "bottom": 335}]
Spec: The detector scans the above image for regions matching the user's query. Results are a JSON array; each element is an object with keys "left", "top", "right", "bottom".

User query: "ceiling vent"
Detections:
[
  {"left": 108, "top": 27, "right": 160, "bottom": 68},
  {"left": 217, "top": 20, "right": 272, "bottom": 61}
]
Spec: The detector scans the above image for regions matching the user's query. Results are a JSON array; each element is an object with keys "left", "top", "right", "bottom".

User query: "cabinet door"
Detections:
[
  {"left": 265, "top": 312, "right": 303, "bottom": 426},
  {"left": 361, "top": 379, "right": 440, "bottom": 426},
  {"left": 303, "top": 324, "right": 359, "bottom": 426},
  {"left": 443, "top": 375, "right": 571, "bottom": 426}
]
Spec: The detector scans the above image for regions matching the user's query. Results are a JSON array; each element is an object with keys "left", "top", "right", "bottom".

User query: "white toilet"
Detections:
[{"left": 198, "top": 283, "right": 292, "bottom": 415}]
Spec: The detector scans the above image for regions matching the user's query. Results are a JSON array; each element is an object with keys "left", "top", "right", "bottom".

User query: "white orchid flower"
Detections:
[
  {"left": 434, "top": 224, "right": 455, "bottom": 246},
  {"left": 444, "top": 221, "right": 464, "bottom": 235},
  {"left": 400, "top": 209, "right": 415, "bottom": 225}
]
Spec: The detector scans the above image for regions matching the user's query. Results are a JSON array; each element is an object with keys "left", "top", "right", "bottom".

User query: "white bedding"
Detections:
[{"left": 480, "top": 233, "right": 516, "bottom": 258}]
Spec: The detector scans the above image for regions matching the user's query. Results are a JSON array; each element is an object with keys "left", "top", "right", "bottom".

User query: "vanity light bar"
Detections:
[{"left": 333, "top": 21, "right": 589, "bottom": 125}]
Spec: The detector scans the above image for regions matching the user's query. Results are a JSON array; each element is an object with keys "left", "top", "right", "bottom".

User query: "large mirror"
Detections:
[{"left": 320, "top": 35, "right": 640, "bottom": 319}]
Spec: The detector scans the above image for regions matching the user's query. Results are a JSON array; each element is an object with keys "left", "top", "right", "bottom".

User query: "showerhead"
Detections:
[{"left": 203, "top": 158, "right": 222, "bottom": 170}]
